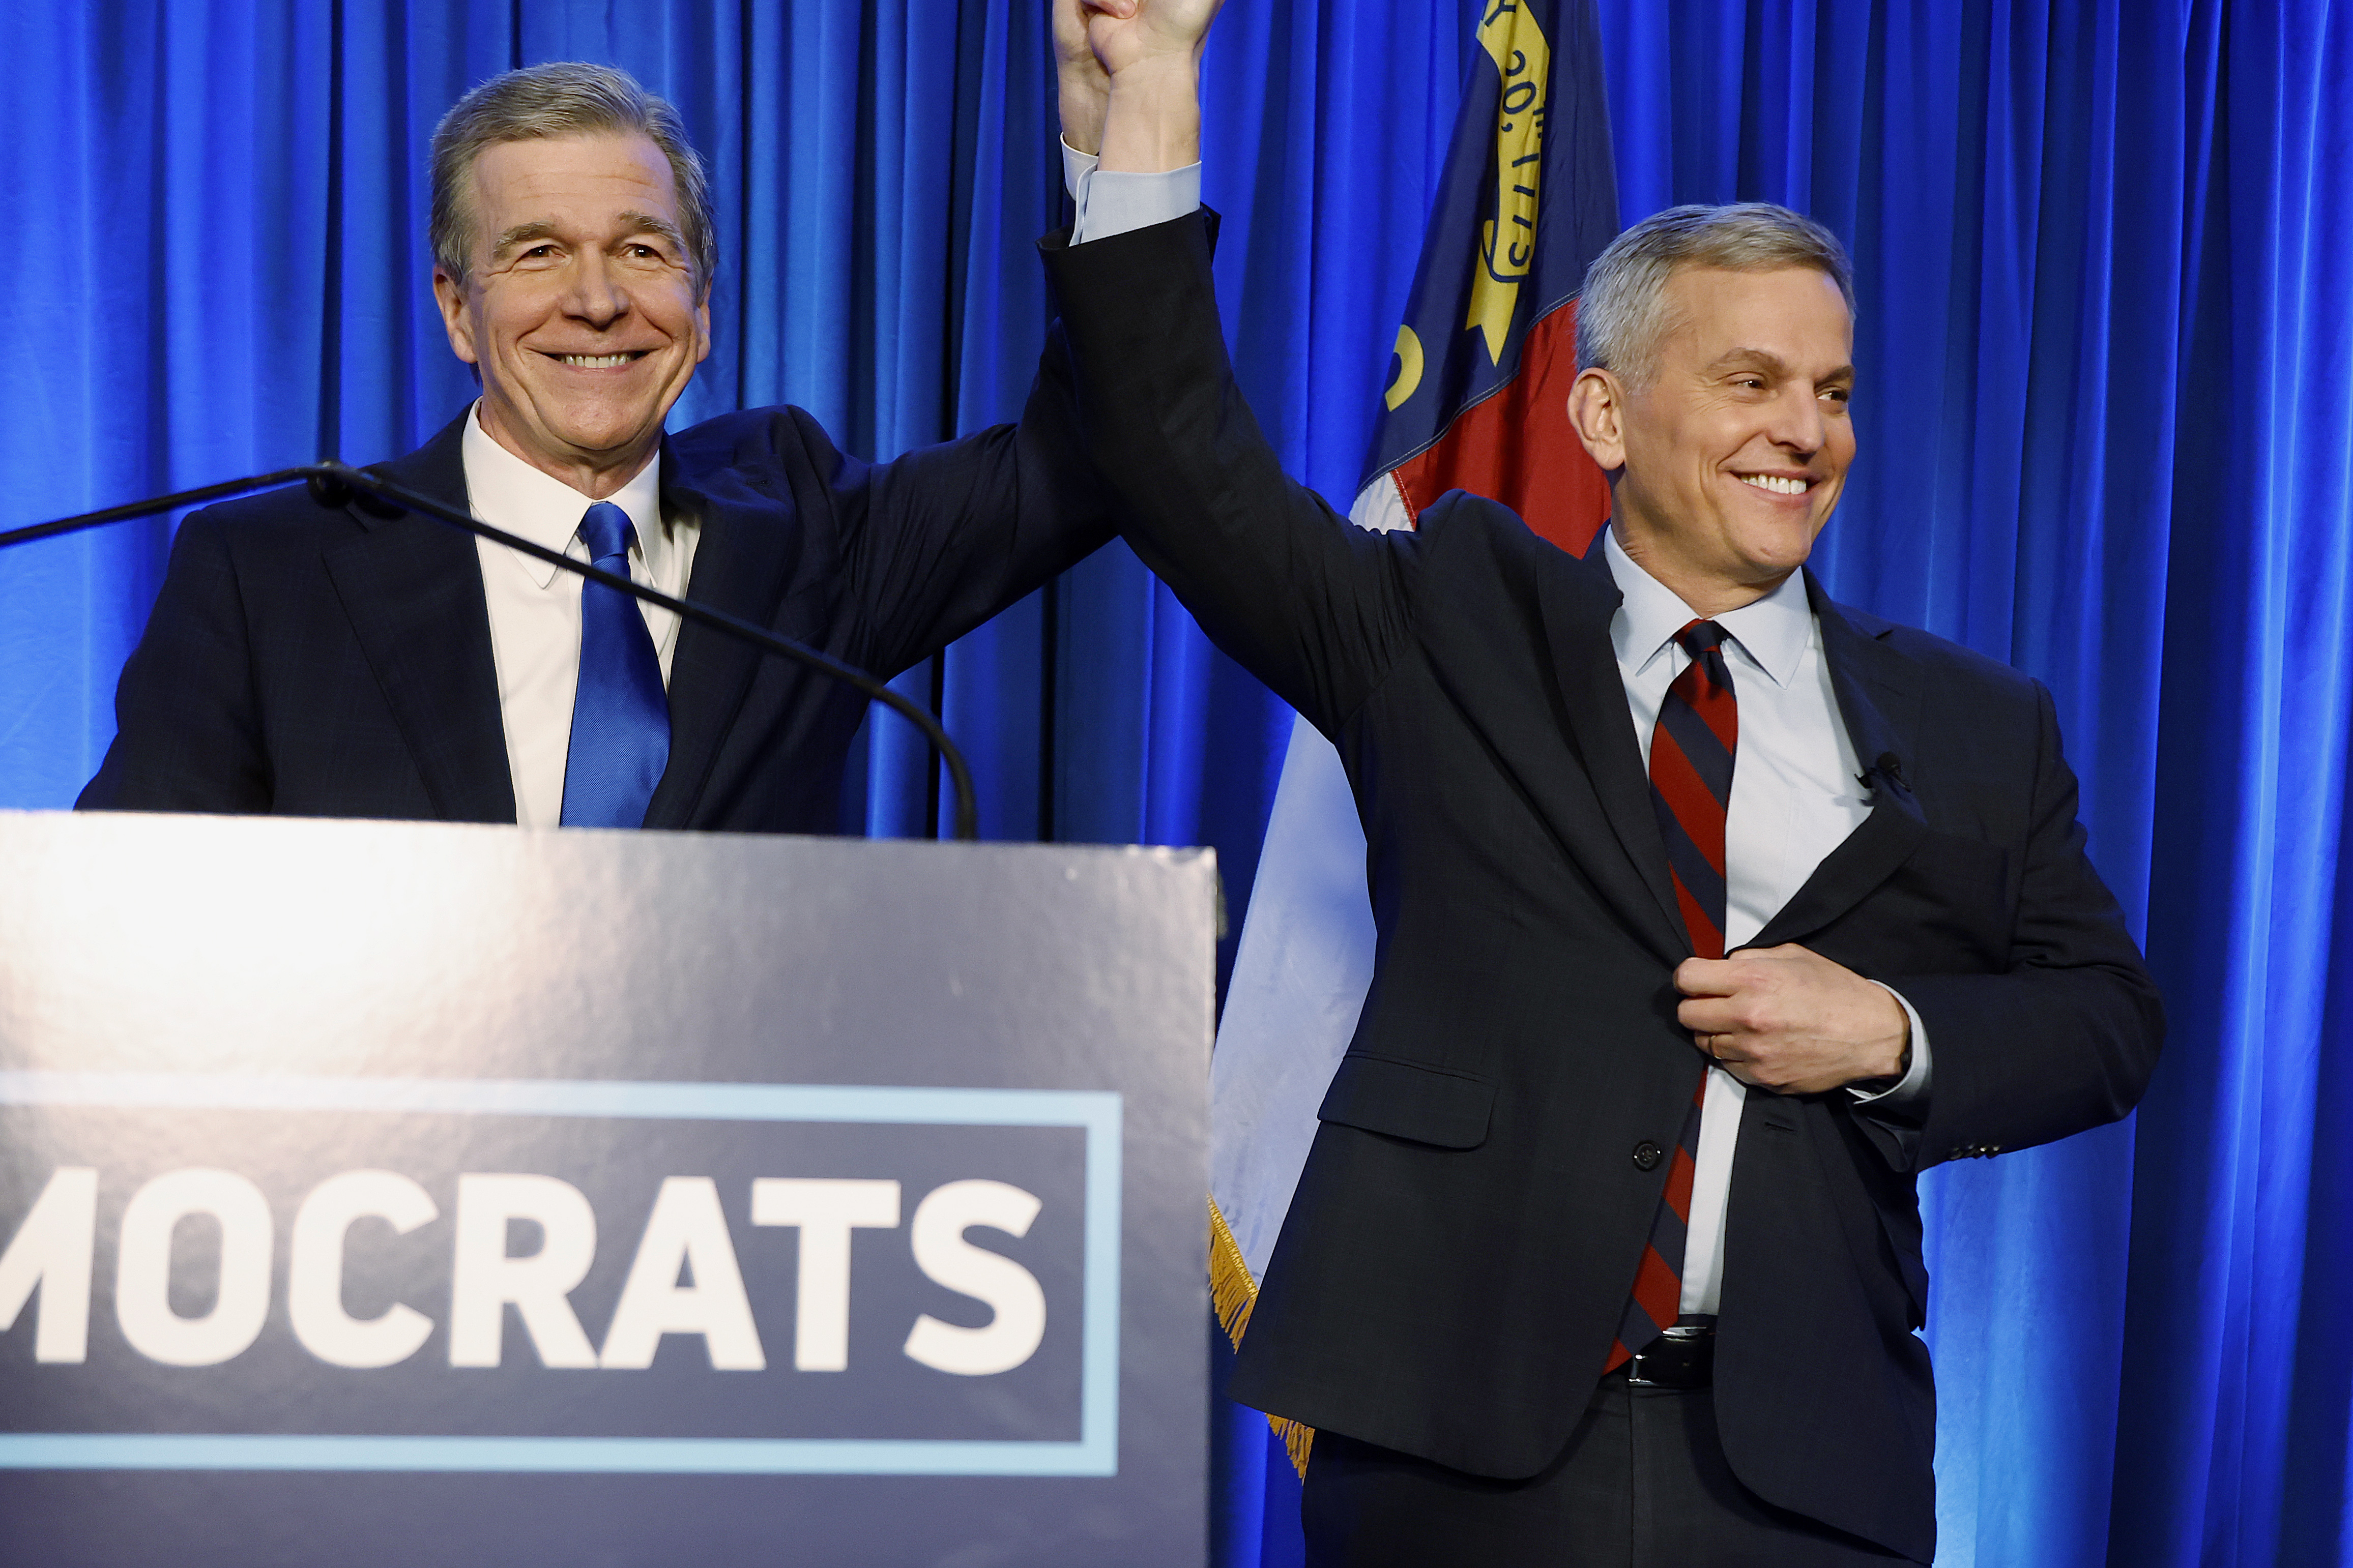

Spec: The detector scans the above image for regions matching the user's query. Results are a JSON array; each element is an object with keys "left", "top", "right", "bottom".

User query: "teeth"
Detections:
[
  {"left": 1738, "top": 474, "right": 1810, "bottom": 495},
  {"left": 558, "top": 353, "right": 632, "bottom": 368}
]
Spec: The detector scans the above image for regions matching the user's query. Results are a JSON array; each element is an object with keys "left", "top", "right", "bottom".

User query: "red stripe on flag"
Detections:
[{"left": 1390, "top": 306, "right": 1613, "bottom": 555}]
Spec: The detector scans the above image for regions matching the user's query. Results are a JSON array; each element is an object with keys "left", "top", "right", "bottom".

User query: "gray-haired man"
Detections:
[
  {"left": 83, "top": 62, "right": 1119, "bottom": 832},
  {"left": 1047, "top": 4, "right": 2161, "bottom": 1560}
]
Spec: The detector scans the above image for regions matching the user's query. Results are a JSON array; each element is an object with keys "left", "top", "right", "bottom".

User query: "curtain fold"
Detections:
[
  {"left": 3, "top": 4, "right": 2348, "bottom": 1564},
  {"left": 2116, "top": 3, "right": 2353, "bottom": 1562}
]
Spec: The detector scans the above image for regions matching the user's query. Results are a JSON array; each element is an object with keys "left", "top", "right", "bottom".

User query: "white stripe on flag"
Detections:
[{"left": 1208, "top": 480, "right": 1410, "bottom": 1284}]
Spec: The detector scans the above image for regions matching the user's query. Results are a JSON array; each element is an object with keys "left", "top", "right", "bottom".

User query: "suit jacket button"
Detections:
[{"left": 1632, "top": 1142, "right": 1663, "bottom": 1171}]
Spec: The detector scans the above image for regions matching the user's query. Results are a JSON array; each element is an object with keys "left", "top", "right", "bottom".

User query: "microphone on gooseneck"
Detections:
[
  {"left": 4, "top": 461, "right": 983, "bottom": 841},
  {"left": 305, "top": 467, "right": 402, "bottom": 519}
]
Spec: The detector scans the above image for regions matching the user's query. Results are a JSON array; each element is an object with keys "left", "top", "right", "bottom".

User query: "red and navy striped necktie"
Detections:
[
  {"left": 1607, "top": 618, "right": 1736, "bottom": 1371},
  {"left": 1649, "top": 619, "right": 1738, "bottom": 962}
]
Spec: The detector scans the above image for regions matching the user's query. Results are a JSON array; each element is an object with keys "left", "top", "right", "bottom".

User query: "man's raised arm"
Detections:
[{"left": 1043, "top": 0, "right": 1417, "bottom": 737}]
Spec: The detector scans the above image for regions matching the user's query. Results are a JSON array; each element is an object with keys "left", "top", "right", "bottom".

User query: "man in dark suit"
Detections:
[
  {"left": 80, "top": 60, "right": 1116, "bottom": 833},
  {"left": 1051, "top": 3, "right": 2162, "bottom": 1561}
]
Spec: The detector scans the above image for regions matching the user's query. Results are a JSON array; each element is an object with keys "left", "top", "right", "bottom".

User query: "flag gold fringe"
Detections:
[
  {"left": 1209, "top": 1195, "right": 1314, "bottom": 1477},
  {"left": 1208, "top": 1195, "right": 1257, "bottom": 1344}
]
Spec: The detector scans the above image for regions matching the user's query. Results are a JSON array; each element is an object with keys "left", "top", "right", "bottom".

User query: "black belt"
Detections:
[{"left": 1624, "top": 1320, "right": 1715, "bottom": 1388}]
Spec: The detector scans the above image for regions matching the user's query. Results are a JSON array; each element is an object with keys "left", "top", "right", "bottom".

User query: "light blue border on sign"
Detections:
[{"left": 0, "top": 1072, "right": 1123, "bottom": 1477}]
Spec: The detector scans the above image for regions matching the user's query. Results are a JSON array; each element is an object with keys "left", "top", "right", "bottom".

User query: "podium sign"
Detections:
[{"left": 0, "top": 813, "right": 1214, "bottom": 1566}]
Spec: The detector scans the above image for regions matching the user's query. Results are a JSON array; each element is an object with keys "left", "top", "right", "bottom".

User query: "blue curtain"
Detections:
[{"left": 4, "top": 4, "right": 2349, "bottom": 1565}]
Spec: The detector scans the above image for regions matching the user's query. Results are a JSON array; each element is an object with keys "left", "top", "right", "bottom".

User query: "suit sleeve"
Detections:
[
  {"left": 77, "top": 509, "right": 272, "bottom": 814},
  {"left": 820, "top": 313, "right": 1117, "bottom": 682},
  {"left": 1037, "top": 211, "right": 1415, "bottom": 735},
  {"left": 1891, "top": 681, "right": 2164, "bottom": 1170}
]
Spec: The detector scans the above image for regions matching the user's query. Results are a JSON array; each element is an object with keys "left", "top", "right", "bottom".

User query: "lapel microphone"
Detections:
[{"left": 1857, "top": 752, "right": 1906, "bottom": 794}]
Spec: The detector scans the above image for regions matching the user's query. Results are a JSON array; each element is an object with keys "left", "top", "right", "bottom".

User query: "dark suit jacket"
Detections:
[
  {"left": 1043, "top": 212, "right": 2162, "bottom": 1562},
  {"left": 79, "top": 334, "right": 1108, "bottom": 830}
]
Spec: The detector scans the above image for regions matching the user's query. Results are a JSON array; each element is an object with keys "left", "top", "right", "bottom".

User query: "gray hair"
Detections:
[
  {"left": 1576, "top": 203, "right": 1854, "bottom": 384},
  {"left": 429, "top": 62, "right": 716, "bottom": 299}
]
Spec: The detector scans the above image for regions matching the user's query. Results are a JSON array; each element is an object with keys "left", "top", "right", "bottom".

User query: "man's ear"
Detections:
[
  {"left": 432, "top": 268, "right": 479, "bottom": 366},
  {"left": 1567, "top": 368, "right": 1629, "bottom": 473}
]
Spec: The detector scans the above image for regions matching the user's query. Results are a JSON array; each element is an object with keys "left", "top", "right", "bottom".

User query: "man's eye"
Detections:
[{"left": 1821, "top": 387, "right": 1851, "bottom": 405}]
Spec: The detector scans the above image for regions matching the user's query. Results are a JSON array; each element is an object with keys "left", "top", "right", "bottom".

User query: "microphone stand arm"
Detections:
[{"left": 1, "top": 460, "right": 980, "bottom": 842}]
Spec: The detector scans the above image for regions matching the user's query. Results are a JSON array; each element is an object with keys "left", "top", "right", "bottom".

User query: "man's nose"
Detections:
[
  {"left": 563, "top": 251, "right": 628, "bottom": 328},
  {"left": 1768, "top": 384, "right": 1826, "bottom": 456}
]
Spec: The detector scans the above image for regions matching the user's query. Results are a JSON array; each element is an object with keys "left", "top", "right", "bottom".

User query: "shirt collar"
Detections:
[
  {"left": 1601, "top": 526, "right": 1815, "bottom": 689},
  {"left": 460, "top": 400, "right": 666, "bottom": 589}
]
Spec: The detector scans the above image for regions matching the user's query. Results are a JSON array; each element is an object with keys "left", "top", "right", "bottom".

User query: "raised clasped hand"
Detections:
[
  {"left": 1673, "top": 943, "right": 1910, "bottom": 1096},
  {"left": 1053, "top": 0, "right": 1114, "bottom": 154},
  {"left": 1054, "top": 0, "right": 1221, "bottom": 174},
  {"left": 1068, "top": 0, "right": 1224, "bottom": 80}
]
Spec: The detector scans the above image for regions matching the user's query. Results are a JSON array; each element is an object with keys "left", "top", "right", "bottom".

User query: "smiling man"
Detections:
[
  {"left": 434, "top": 128, "right": 713, "bottom": 502},
  {"left": 80, "top": 63, "right": 1115, "bottom": 832},
  {"left": 1044, "top": 4, "right": 2162, "bottom": 1561}
]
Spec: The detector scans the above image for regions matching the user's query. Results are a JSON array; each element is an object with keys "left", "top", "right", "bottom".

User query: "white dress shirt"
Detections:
[
  {"left": 1603, "top": 528, "right": 1929, "bottom": 1314},
  {"left": 462, "top": 406, "right": 695, "bottom": 828}
]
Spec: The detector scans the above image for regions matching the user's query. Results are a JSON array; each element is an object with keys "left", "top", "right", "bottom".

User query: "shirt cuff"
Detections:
[
  {"left": 1061, "top": 137, "right": 1095, "bottom": 201},
  {"left": 1063, "top": 137, "right": 1201, "bottom": 245},
  {"left": 1848, "top": 982, "right": 1931, "bottom": 1114}
]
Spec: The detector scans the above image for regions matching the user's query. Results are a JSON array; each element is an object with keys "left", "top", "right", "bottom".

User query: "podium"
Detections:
[{"left": 0, "top": 811, "right": 1214, "bottom": 1566}]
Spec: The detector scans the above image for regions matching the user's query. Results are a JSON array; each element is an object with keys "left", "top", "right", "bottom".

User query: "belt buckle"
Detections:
[{"left": 1625, "top": 1321, "right": 1715, "bottom": 1388}]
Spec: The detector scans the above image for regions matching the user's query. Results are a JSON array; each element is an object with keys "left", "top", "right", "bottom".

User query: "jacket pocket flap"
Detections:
[{"left": 1316, "top": 1055, "right": 1494, "bottom": 1149}]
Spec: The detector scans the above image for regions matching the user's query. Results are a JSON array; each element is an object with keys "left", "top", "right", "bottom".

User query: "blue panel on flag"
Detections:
[{"left": 1361, "top": 0, "right": 1619, "bottom": 487}]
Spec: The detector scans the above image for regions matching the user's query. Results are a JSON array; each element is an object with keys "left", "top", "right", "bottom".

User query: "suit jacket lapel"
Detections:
[
  {"left": 644, "top": 451, "right": 798, "bottom": 829},
  {"left": 1746, "top": 578, "right": 1928, "bottom": 950},
  {"left": 1531, "top": 543, "right": 1693, "bottom": 964},
  {"left": 319, "top": 413, "right": 516, "bottom": 824}
]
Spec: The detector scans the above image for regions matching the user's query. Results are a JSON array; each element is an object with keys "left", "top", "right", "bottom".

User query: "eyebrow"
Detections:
[
  {"left": 1706, "top": 347, "right": 1855, "bottom": 382},
  {"left": 489, "top": 220, "right": 561, "bottom": 257},
  {"left": 488, "top": 212, "right": 685, "bottom": 258},
  {"left": 615, "top": 210, "right": 686, "bottom": 248}
]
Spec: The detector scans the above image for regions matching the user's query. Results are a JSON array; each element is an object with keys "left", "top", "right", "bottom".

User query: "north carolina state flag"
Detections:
[{"left": 1351, "top": 0, "right": 1620, "bottom": 552}]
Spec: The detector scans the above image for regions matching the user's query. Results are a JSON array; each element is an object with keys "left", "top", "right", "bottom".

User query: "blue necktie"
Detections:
[{"left": 558, "top": 501, "right": 671, "bottom": 828}]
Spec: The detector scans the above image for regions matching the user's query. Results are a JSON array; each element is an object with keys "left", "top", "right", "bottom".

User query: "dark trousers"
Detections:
[{"left": 1299, "top": 1373, "right": 1923, "bottom": 1567}]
